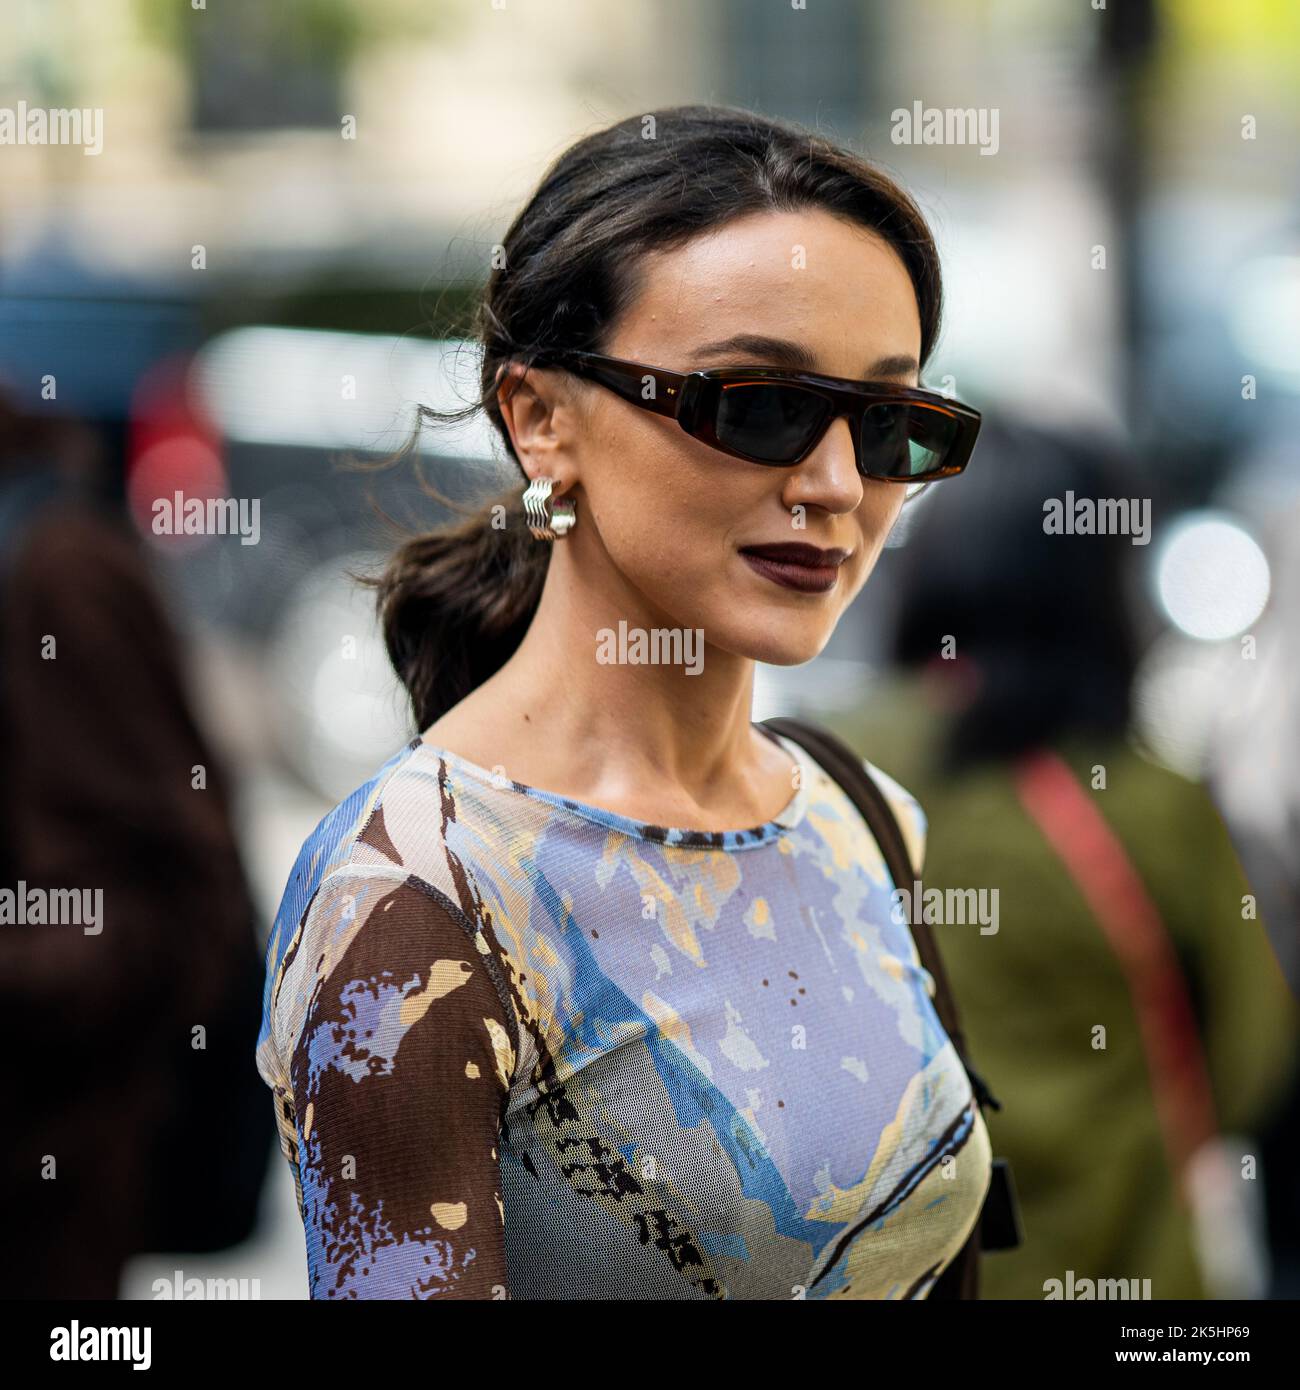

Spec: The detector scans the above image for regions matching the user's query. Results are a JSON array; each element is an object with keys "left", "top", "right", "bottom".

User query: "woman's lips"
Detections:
[{"left": 739, "top": 543, "right": 849, "bottom": 594}]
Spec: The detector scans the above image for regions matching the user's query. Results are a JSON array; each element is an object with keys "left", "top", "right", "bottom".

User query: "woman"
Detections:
[{"left": 256, "top": 103, "right": 988, "bottom": 1299}]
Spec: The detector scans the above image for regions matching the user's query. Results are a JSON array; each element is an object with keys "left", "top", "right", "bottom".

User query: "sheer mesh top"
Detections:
[{"left": 256, "top": 728, "right": 991, "bottom": 1299}]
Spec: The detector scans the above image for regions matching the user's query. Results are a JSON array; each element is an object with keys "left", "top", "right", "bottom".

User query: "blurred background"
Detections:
[{"left": 2, "top": 0, "right": 1297, "bottom": 1301}]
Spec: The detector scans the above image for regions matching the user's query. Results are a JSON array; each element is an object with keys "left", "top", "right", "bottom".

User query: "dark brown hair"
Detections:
[{"left": 373, "top": 103, "right": 944, "bottom": 732}]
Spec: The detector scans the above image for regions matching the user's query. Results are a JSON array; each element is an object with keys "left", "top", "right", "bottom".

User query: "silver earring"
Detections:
[{"left": 523, "top": 475, "right": 576, "bottom": 541}]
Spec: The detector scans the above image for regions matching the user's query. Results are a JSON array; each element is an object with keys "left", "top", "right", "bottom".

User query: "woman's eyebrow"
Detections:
[{"left": 691, "top": 333, "right": 918, "bottom": 379}]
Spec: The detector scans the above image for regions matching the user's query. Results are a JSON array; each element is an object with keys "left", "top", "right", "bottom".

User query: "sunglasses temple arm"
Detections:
[{"left": 569, "top": 357, "right": 689, "bottom": 420}]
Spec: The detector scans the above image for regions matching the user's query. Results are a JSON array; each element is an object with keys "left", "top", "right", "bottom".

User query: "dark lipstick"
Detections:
[{"left": 738, "top": 543, "right": 849, "bottom": 594}]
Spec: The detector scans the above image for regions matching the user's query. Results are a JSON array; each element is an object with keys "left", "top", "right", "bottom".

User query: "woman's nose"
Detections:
[{"left": 783, "top": 414, "right": 864, "bottom": 512}]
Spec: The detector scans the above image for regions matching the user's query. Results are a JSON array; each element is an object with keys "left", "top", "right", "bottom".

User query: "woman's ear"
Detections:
[{"left": 497, "top": 361, "right": 580, "bottom": 491}]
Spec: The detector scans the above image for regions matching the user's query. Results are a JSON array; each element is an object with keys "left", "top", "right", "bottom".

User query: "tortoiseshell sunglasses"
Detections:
[{"left": 529, "top": 348, "right": 980, "bottom": 482}]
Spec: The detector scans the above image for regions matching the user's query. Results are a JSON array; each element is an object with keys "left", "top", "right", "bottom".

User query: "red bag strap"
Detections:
[{"left": 1013, "top": 748, "right": 1220, "bottom": 1200}]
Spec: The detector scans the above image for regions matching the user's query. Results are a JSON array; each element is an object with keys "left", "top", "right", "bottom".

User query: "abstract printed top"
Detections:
[{"left": 255, "top": 727, "right": 991, "bottom": 1299}]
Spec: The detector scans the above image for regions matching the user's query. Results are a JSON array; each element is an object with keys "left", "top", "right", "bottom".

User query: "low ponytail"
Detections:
[
  {"left": 374, "top": 480, "right": 547, "bottom": 733},
  {"left": 367, "top": 103, "right": 944, "bottom": 732}
]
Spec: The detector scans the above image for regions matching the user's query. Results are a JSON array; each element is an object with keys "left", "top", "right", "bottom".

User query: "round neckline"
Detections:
[{"left": 410, "top": 725, "right": 810, "bottom": 849}]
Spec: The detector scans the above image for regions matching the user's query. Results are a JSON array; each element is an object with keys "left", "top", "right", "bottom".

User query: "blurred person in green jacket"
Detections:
[{"left": 825, "top": 417, "right": 1300, "bottom": 1300}]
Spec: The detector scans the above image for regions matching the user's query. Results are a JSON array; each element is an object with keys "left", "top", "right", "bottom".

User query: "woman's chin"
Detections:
[{"left": 712, "top": 621, "right": 834, "bottom": 669}]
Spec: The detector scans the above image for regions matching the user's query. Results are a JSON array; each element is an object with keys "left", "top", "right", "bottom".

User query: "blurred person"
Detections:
[
  {"left": 824, "top": 416, "right": 1300, "bottom": 1299},
  {"left": 1204, "top": 476, "right": 1300, "bottom": 995},
  {"left": 1203, "top": 464, "right": 1300, "bottom": 1295},
  {"left": 258, "top": 103, "right": 1001, "bottom": 1301},
  {"left": 0, "top": 385, "right": 272, "bottom": 1298}
]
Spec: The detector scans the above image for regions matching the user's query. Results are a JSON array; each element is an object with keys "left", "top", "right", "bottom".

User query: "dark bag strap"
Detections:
[{"left": 760, "top": 715, "right": 1022, "bottom": 1297}]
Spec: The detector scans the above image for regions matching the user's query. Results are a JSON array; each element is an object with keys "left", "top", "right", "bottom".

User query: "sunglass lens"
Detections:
[
  {"left": 860, "top": 402, "right": 959, "bottom": 479},
  {"left": 714, "top": 384, "right": 830, "bottom": 463}
]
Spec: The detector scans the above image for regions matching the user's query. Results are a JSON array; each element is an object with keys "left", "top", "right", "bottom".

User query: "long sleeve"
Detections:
[{"left": 285, "top": 869, "right": 516, "bottom": 1299}]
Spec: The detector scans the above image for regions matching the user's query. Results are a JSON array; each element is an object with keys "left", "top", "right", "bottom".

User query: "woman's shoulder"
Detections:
[
  {"left": 274, "top": 739, "right": 437, "bottom": 913},
  {"left": 261, "top": 740, "right": 474, "bottom": 999},
  {"left": 808, "top": 700, "right": 930, "bottom": 876},
  {"left": 258, "top": 736, "right": 518, "bottom": 1083},
  {"left": 859, "top": 756, "right": 928, "bottom": 878}
]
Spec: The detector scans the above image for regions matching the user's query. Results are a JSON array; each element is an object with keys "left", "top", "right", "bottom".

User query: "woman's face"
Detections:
[{"left": 510, "top": 206, "right": 923, "bottom": 666}]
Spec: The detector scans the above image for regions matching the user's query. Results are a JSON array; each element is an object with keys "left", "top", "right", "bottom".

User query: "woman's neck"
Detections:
[{"left": 421, "top": 562, "right": 797, "bottom": 830}]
